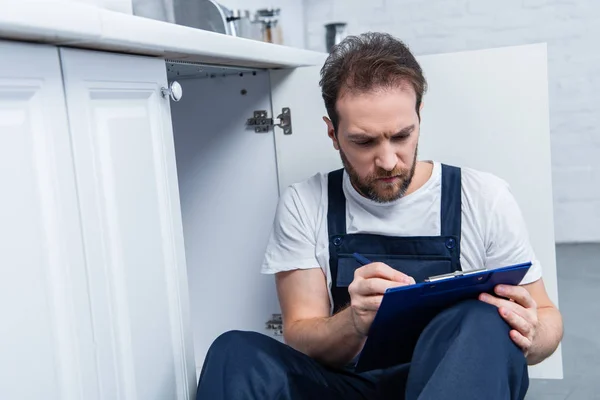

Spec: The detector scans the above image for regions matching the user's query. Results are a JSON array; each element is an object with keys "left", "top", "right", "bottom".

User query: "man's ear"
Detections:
[{"left": 323, "top": 116, "right": 340, "bottom": 150}]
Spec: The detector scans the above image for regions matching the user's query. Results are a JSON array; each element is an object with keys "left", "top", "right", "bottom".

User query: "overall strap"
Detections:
[
  {"left": 440, "top": 164, "right": 462, "bottom": 242},
  {"left": 327, "top": 169, "right": 347, "bottom": 237}
]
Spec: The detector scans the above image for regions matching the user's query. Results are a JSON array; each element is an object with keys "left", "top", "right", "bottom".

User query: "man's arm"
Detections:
[
  {"left": 522, "top": 278, "right": 563, "bottom": 365},
  {"left": 275, "top": 268, "right": 364, "bottom": 368},
  {"left": 276, "top": 263, "right": 414, "bottom": 368}
]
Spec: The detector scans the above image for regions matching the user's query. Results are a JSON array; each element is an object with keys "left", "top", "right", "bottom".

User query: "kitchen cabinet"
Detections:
[
  {"left": 0, "top": 13, "right": 563, "bottom": 399},
  {"left": 59, "top": 47, "right": 196, "bottom": 399},
  {"left": 0, "top": 39, "right": 330, "bottom": 399},
  {"left": 0, "top": 41, "right": 92, "bottom": 400}
]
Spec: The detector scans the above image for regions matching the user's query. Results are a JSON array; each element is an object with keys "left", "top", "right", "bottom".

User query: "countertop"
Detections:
[{"left": 0, "top": 1, "right": 328, "bottom": 69}]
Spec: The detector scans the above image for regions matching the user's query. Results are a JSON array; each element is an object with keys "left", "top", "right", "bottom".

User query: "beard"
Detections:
[{"left": 339, "top": 145, "right": 418, "bottom": 203}]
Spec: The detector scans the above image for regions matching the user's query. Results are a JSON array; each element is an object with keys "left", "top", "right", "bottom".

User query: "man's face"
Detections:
[{"left": 326, "top": 85, "right": 421, "bottom": 203}]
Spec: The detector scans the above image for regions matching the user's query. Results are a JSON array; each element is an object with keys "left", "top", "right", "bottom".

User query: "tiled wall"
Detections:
[{"left": 304, "top": 0, "right": 600, "bottom": 243}]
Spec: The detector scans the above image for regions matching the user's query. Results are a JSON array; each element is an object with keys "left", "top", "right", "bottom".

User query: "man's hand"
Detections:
[
  {"left": 479, "top": 284, "right": 539, "bottom": 357},
  {"left": 348, "top": 263, "right": 415, "bottom": 337}
]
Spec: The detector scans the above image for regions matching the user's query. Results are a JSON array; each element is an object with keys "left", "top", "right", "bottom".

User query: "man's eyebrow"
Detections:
[
  {"left": 347, "top": 133, "right": 376, "bottom": 141},
  {"left": 393, "top": 125, "right": 416, "bottom": 135},
  {"left": 347, "top": 125, "right": 415, "bottom": 140}
]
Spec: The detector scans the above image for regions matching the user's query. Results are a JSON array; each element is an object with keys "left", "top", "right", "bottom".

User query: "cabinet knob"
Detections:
[{"left": 161, "top": 81, "right": 183, "bottom": 102}]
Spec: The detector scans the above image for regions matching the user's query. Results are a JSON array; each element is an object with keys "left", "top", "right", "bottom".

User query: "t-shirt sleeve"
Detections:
[
  {"left": 261, "top": 185, "right": 320, "bottom": 274},
  {"left": 484, "top": 181, "right": 542, "bottom": 285}
]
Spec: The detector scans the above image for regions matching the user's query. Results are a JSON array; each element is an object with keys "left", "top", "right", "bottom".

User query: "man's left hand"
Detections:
[{"left": 479, "top": 285, "right": 539, "bottom": 357}]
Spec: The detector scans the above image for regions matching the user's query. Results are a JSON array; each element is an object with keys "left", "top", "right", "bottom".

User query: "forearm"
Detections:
[
  {"left": 527, "top": 306, "right": 563, "bottom": 365},
  {"left": 284, "top": 307, "right": 366, "bottom": 368}
]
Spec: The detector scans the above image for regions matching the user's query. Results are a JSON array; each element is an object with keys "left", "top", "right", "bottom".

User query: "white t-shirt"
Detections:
[{"left": 261, "top": 161, "right": 542, "bottom": 314}]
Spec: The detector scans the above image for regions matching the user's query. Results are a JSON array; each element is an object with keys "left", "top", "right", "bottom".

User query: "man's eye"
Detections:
[
  {"left": 355, "top": 140, "right": 373, "bottom": 147},
  {"left": 392, "top": 135, "right": 409, "bottom": 141}
]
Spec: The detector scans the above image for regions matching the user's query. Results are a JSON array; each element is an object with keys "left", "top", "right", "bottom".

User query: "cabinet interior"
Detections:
[{"left": 166, "top": 61, "right": 284, "bottom": 372}]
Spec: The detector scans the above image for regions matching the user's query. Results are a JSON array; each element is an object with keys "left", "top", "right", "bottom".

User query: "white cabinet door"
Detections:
[
  {"left": 416, "top": 43, "right": 561, "bottom": 379},
  {"left": 60, "top": 48, "right": 196, "bottom": 399},
  {"left": 270, "top": 64, "right": 340, "bottom": 193},
  {"left": 0, "top": 41, "right": 92, "bottom": 400},
  {"left": 168, "top": 70, "right": 282, "bottom": 375}
]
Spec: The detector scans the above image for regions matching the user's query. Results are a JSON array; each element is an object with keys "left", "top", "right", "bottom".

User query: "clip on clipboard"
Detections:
[
  {"left": 354, "top": 261, "right": 532, "bottom": 372},
  {"left": 424, "top": 267, "right": 488, "bottom": 282}
]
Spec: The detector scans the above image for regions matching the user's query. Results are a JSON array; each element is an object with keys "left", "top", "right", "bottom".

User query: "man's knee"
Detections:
[
  {"left": 439, "top": 299, "right": 521, "bottom": 352},
  {"left": 409, "top": 299, "right": 529, "bottom": 399},
  {"left": 417, "top": 298, "right": 527, "bottom": 367},
  {"left": 210, "top": 330, "right": 258, "bottom": 351},
  {"left": 197, "top": 331, "right": 291, "bottom": 399},
  {"left": 450, "top": 298, "right": 503, "bottom": 321},
  {"left": 207, "top": 330, "right": 273, "bottom": 362},
  {"left": 449, "top": 299, "right": 509, "bottom": 332}
]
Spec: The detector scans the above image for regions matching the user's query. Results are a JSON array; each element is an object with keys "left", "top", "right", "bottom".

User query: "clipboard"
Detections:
[{"left": 354, "top": 261, "right": 532, "bottom": 372}]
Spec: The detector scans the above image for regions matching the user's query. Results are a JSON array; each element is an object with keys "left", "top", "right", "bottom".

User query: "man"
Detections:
[{"left": 196, "top": 32, "right": 563, "bottom": 400}]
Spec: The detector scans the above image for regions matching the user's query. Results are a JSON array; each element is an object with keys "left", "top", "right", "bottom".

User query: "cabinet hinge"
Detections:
[
  {"left": 247, "top": 108, "right": 292, "bottom": 135},
  {"left": 266, "top": 313, "right": 283, "bottom": 336}
]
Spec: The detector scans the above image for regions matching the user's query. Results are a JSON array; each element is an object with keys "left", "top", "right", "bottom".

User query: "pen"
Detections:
[{"left": 352, "top": 252, "right": 373, "bottom": 266}]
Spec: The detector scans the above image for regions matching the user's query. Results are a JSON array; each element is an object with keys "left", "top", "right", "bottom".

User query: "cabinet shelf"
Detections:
[{"left": 166, "top": 60, "right": 261, "bottom": 81}]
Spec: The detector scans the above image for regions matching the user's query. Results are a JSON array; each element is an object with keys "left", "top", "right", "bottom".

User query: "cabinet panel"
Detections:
[
  {"left": 416, "top": 44, "right": 561, "bottom": 379},
  {"left": 168, "top": 70, "right": 281, "bottom": 374},
  {"left": 0, "top": 41, "right": 93, "bottom": 400},
  {"left": 60, "top": 48, "right": 195, "bottom": 399},
  {"left": 270, "top": 65, "right": 339, "bottom": 192}
]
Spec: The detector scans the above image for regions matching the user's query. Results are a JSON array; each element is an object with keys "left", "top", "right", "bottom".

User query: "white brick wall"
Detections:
[{"left": 304, "top": 0, "right": 600, "bottom": 243}]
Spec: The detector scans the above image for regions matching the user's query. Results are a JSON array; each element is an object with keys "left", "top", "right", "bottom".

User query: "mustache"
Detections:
[{"left": 370, "top": 168, "right": 407, "bottom": 180}]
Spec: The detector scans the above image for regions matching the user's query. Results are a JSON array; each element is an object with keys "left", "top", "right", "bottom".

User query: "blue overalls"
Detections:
[
  {"left": 327, "top": 164, "right": 462, "bottom": 315},
  {"left": 194, "top": 164, "right": 529, "bottom": 400}
]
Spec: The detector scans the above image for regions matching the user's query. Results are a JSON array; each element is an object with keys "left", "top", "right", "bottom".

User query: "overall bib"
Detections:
[{"left": 327, "top": 164, "right": 463, "bottom": 315}]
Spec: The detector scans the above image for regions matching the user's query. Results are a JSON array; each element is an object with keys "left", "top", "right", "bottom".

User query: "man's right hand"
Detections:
[{"left": 348, "top": 262, "right": 415, "bottom": 337}]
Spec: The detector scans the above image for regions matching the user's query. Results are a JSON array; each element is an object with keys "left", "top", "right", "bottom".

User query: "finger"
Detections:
[
  {"left": 479, "top": 292, "right": 513, "bottom": 310},
  {"left": 354, "top": 277, "right": 410, "bottom": 296},
  {"left": 509, "top": 329, "right": 532, "bottom": 354},
  {"left": 356, "top": 262, "right": 415, "bottom": 284},
  {"left": 495, "top": 285, "right": 537, "bottom": 309},
  {"left": 481, "top": 293, "right": 532, "bottom": 324},
  {"left": 355, "top": 295, "right": 383, "bottom": 312},
  {"left": 499, "top": 307, "right": 531, "bottom": 336}
]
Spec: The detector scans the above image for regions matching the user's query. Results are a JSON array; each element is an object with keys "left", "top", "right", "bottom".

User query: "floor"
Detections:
[{"left": 526, "top": 243, "right": 600, "bottom": 399}]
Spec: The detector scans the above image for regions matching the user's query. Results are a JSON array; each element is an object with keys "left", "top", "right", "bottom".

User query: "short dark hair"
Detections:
[{"left": 319, "top": 32, "right": 428, "bottom": 133}]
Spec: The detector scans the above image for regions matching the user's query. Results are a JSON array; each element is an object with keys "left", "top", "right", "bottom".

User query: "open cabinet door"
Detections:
[
  {"left": 270, "top": 45, "right": 562, "bottom": 380},
  {"left": 270, "top": 64, "right": 341, "bottom": 192},
  {"left": 416, "top": 43, "right": 562, "bottom": 380},
  {"left": 168, "top": 68, "right": 283, "bottom": 378}
]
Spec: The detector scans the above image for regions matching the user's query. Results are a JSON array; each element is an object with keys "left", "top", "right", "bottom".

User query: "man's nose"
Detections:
[{"left": 374, "top": 143, "right": 398, "bottom": 171}]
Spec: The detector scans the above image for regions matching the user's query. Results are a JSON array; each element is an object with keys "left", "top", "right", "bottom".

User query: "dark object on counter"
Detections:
[
  {"left": 255, "top": 8, "right": 282, "bottom": 44},
  {"left": 325, "top": 22, "right": 347, "bottom": 52}
]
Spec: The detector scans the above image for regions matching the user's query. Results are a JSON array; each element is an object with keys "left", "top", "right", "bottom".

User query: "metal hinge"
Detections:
[
  {"left": 247, "top": 107, "right": 292, "bottom": 135},
  {"left": 266, "top": 313, "right": 283, "bottom": 336}
]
